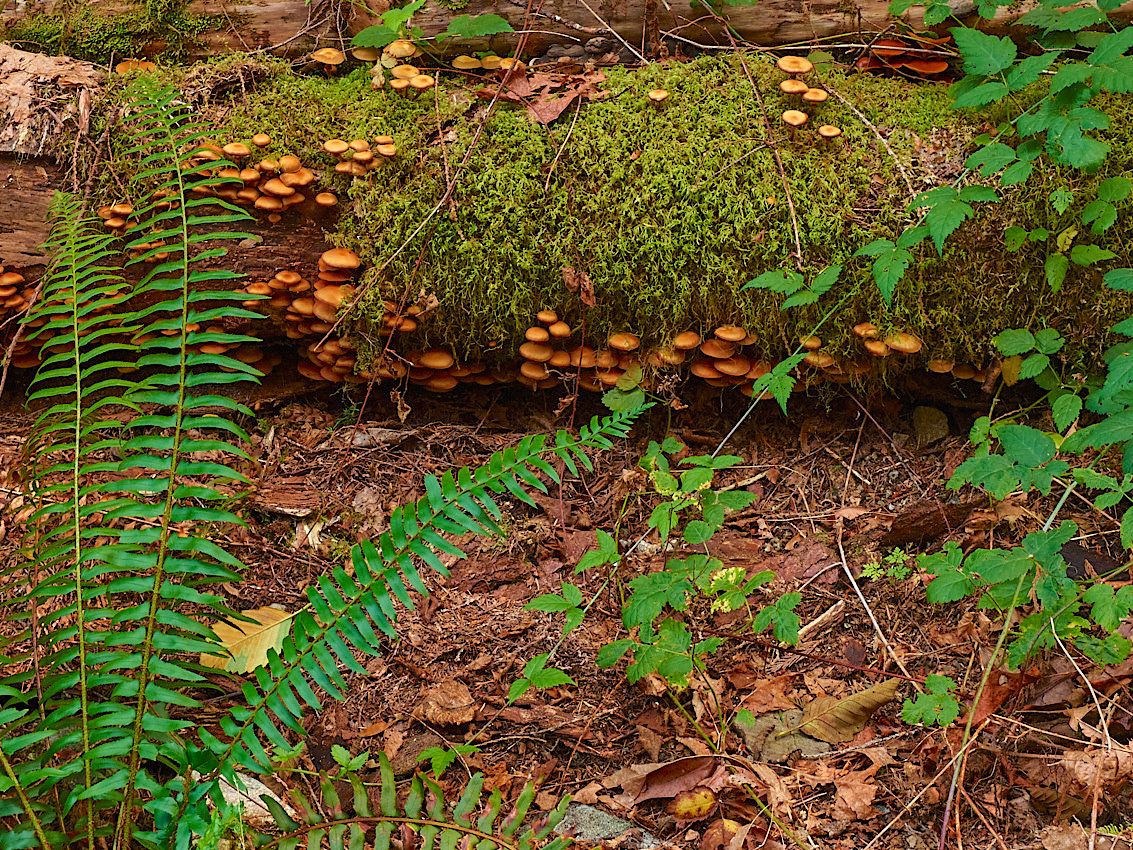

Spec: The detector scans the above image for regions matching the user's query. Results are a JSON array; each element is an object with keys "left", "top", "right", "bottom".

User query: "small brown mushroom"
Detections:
[
  {"left": 776, "top": 55, "right": 813, "bottom": 76},
  {"left": 647, "top": 89, "right": 669, "bottom": 109}
]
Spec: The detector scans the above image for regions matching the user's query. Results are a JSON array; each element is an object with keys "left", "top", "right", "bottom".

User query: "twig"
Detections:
[
  {"left": 959, "top": 787, "right": 1009, "bottom": 850},
  {"left": 861, "top": 723, "right": 989, "bottom": 850},
  {"left": 835, "top": 518, "right": 918, "bottom": 686},
  {"left": 841, "top": 389, "right": 929, "bottom": 497},
  {"left": 544, "top": 98, "right": 583, "bottom": 192},
  {"left": 574, "top": 0, "right": 647, "bottom": 63},
  {"left": 822, "top": 84, "right": 917, "bottom": 199},
  {"left": 502, "top": 0, "right": 601, "bottom": 34}
]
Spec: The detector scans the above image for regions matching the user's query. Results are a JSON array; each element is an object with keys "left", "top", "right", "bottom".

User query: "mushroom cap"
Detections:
[
  {"left": 782, "top": 110, "right": 809, "bottom": 128},
  {"left": 222, "top": 142, "right": 251, "bottom": 159},
  {"left": 519, "top": 341, "right": 554, "bottom": 362},
  {"left": 260, "top": 178, "right": 294, "bottom": 197},
  {"left": 776, "top": 55, "right": 813, "bottom": 76},
  {"left": 594, "top": 349, "right": 618, "bottom": 369},
  {"left": 548, "top": 321, "right": 572, "bottom": 339},
  {"left": 349, "top": 139, "right": 370, "bottom": 152},
  {"left": 803, "top": 351, "right": 835, "bottom": 369},
  {"left": 389, "top": 78, "right": 411, "bottom": 93},
  {"left": 452, "top": 55, "right": 482, "bottom": 70},
  {"left": 715, "top": 356, "right": 752, "bottom": 376},
  {"left": 279, "top": 154, "right": 302, "bottom": 173},
  {"left": 799, "top": 335, "right": 822, "bottom": 351},
  {"left": 818, "top": 125, "right": 842, "bottom": 139},
  {"left": 864, "top": 339, "right": 891, "bottom": 357},
  {"left": 802, "top": 88, "right": 828, "bottom": 103},
  {"left": 690, "top": 358, "right": 723, "bottom": 379},
  {"left": 392, "top": 64, "right": 421, "bottom": 80},
  {"left": 409, "top": 74, "right": 435, "bottom": 91},
  {"left": 375, "top": 135, "right": 394, "bottom": 145},
  {"left": 714, "top": 325, "right": 747, "bottom": 342},
  {"left": 321, "top": 248, "right": 361, "bottom": 270},
  {"left": 569, "top": 346, "right": 596, "bottom": 368},
  {"left": 607, "top": 332, "right": 640, "bottom": 352},
  {"left": 252, "top": 133, "right": 272, "bottom": 147},
  {"left": 647, "top": 89, "right": 669, "bottom": 102},
  {"left": 536, "top": 309, "right": 559, "bottom": 324},
  {"left": 315, "top": 285, "right": 352, "bottom": 308},
  {"left": 852, "top": 321, "right": 878, "bottom": 339},
  {"left": 927, "top": 358, "right": 954, "bottom": 373},
  {"left": 952, "top": 364, "right": 976, "bottom": 380},
  {"left": 315, "top": 192, "right": 338, "bottom": 207},
  {"left": 110, "top": 202, "right": 134, "bottom": 217},
  {"left": 520, "top": 359, "right": 550, "bottom": 380},
  {"left": 672, "top": 331, "right": 701, "bottom": 350},
  {"left": 525, "top": 326, "right": 551, "bottom": 343},
  {"left": 885, "top": 332, "right": 923, "bottom": 354},
  {"left": 376, "top": 143, "right": 397, "bottom": 157},
  {"left": 419, "top": 349, "right": 456, "bottom": 370},
  {"left": 548, "top": 350, "right": 571, "bottom": 368},
  {"left": 480, "top": 55, "right": 503, "bottom": 70},
  {"left": 425, "top": 373, "right": 459, "bottom": 392},
  {"left": 700, "top": 339, "right": 735, "bottom": 359},
  {"left": 274, "top": 270, "right": 302, "bottom": 285},
  {"left": 903, "top": 59, "right": 950, "bottom": 75},
  {"left": 351, "top": 46, "right": 382, "bottom": 61},
  {"left": 779, "top": 79, "right": 809, "bottom": 95},
  {"left": 323, "top": 138, "right": 350, "bottom": 156},
  {"left": 311, "top": 47, "right": 346, "bottom": 65},
  {"left": 385, "top": 40, "right": 417, "bottom": 59},
  {"left": 746, "top": 360, "right": 773, "bottom": 379}
]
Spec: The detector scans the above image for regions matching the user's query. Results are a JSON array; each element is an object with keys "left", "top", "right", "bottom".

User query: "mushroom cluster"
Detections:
[
  {"left": 774, "top": 56, "right": 841, "bottom": 145},
  {"left": 298, "top": 335, "right": 361, "bottom": 382},
  {"left": 855, "top": 36, "right": 952, "bottom": 77},
  {"left": 240, "top": 247, "right": 361, "bottom": 340},
  {"left": 322, "top": 136, "right": 396, "bottom": 179}
]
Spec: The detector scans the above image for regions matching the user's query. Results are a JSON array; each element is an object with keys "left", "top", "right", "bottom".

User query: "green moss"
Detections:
[
  {"left": 93, "top": 54, "right": 1133, "bottom": 371},
  {"left": 5, "top": 0, "right": 209, "bottom": 63}
]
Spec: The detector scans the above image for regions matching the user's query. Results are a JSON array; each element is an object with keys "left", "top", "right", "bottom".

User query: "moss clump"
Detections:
[
  {"left": 95, "top": 54, "right": 1133, "bottom": 371},
  {"left": 5, "top": 0, "right": 209, "bottom": 64}
]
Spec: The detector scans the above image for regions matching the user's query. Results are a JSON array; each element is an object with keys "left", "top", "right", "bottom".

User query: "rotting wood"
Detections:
[{"left": 7, "top": 0, "right": 1133, "bottom": 59}]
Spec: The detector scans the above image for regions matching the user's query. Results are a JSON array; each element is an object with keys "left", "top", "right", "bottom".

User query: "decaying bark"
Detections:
[{"left": 7, "top": 0, "right": 1133, "bottom": 60}]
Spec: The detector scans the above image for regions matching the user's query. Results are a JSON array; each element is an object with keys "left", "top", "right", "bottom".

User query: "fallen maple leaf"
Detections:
[
  {"left": 526, "top": 91, "right": 579, "bottom": 125},
  {"left": 833, "top": 769, "right": 878, "bottom": 821}
]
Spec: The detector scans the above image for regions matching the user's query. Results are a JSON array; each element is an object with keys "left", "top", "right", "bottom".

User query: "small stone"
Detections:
[
  {"left": 912, "top": 406, "right": 949, "bottom": 447},
  {"left": 584, "top": 36, "right": 613, "bottom": 54}
]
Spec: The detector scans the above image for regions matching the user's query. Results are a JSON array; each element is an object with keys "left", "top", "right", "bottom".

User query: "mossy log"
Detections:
[{"left": 2, "top": 47, "right": 1132, "bottom": 391}]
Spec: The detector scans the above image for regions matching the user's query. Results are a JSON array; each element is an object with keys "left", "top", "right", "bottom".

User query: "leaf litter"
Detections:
[{"left": 2, "top": 386, "right": 1133, "bottom": 846}]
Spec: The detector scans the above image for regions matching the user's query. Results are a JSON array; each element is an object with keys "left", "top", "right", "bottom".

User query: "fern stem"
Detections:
[
  {"left": 115, "top": 93, "right": 197, "bottom": 847},
  {"left": 0, "top": 743, "right": 53, "bottom": 850}
]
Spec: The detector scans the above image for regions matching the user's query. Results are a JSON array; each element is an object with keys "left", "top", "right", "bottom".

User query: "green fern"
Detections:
[
  {"left": 201, "top": 410, "right": 644, "bottom": 779},
  {"left": 254, "top": 754, "right": 574, "bottom": 850},
  {"left": 0, "top": 81, "right": 258, "bottom": 850},
  {"left": 0, "top": 81, "right": 647, "bottom": 850}
]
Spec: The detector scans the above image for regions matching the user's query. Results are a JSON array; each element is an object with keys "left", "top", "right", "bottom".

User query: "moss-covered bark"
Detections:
[{"left": 73, "top": 53, "right": 1133, "bottom": 373}]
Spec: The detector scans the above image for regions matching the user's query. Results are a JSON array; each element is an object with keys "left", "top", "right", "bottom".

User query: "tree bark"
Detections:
[{"left": 8, "top": 0, "right": 1133, "bottom": 60}]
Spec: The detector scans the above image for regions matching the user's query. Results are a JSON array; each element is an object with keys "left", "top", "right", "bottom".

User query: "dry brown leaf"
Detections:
[
  {"left": 634, "top": 756, "right": 719, "bottom": 804},
  {"left": 418, "top": 680, "right": 476, "bottom": 726},
  {"left": 832, "top": 769, "right": 878, "bottom": 821},
  {"left": 798, "top": 678, "right": 900, "bottom": 743}
]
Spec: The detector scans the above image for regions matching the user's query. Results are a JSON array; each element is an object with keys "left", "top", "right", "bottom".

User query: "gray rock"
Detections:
[
  {"left": 947, "top": 0, "right": 976, "bottom": 16},
  {"left": 555, "top": 804, "right": 660, "bottom": 847},
  {"left": 562, "top": 44, "right": 586, "bottom": 59},
  {"left": 544, "top": 44, "right": 568, "bottom": 59},
  {"left": 912, "top": 406, "right": 949, "bottom": 447},
  {"left": 584, "top": 36, "right": 614, "bottom": 54}
]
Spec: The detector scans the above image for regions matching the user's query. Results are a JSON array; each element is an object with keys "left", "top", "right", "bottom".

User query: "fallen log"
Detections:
[{"left": 1, "top": 45, "right": 1131, "bottom": 397}]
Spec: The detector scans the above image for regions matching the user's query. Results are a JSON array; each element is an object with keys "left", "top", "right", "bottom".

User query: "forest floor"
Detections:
[{"left": 2, "top": 373, "right": 1132, "bottom": 850}]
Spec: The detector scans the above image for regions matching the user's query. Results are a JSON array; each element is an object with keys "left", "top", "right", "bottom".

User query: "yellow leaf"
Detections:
[{"left": 200, "top": 606, "right": 293, "bottom": 673}]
